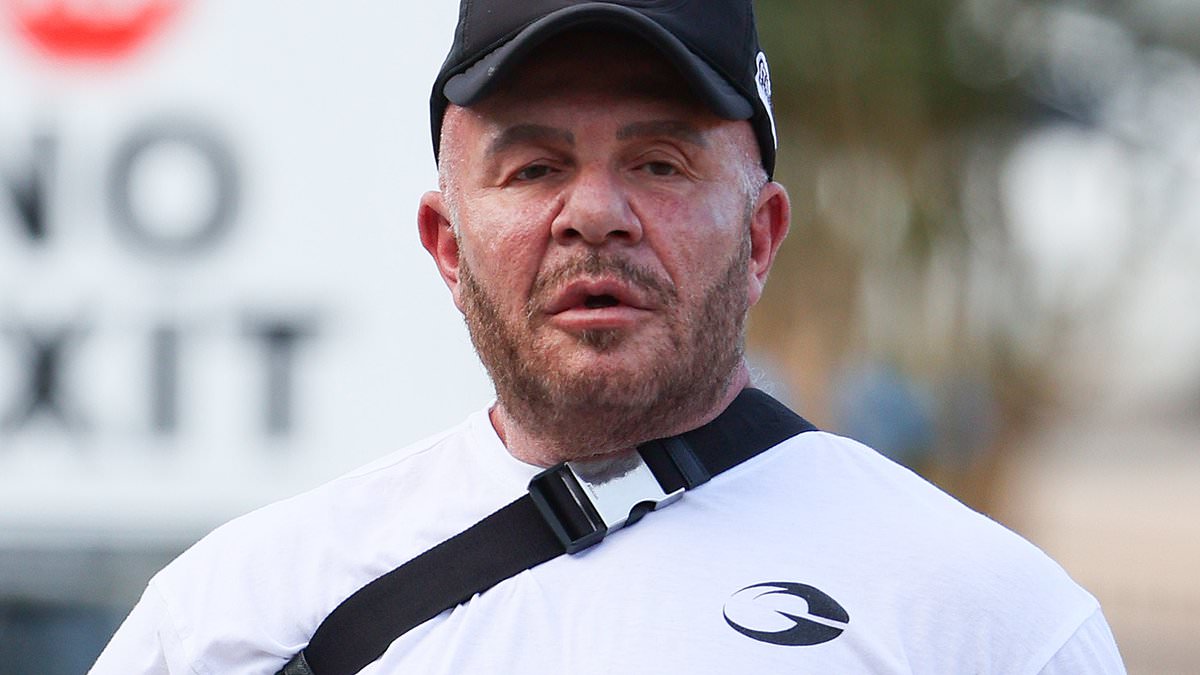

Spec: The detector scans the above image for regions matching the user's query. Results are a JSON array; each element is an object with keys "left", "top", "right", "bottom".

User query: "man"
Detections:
[{"left": 92, "top": 1, "right": 1126, "bottom": 673}]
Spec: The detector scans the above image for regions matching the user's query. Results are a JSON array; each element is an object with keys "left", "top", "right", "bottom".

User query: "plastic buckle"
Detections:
[{"left": 529, "top": 449, "right": 684, "bottom": 554}]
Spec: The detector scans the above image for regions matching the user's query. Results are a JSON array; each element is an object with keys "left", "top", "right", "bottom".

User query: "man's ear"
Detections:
[
  {"left": 746, "top": 181, "right": 791, "bottom": 306},
  {"left": 418, "top": 191, "right": 465, "bottom": 311}
]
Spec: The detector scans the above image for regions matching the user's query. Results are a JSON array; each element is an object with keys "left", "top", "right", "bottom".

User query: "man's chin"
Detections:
[
  {"left": 541, "top": 339, "right": 676, "bottom": 388},
  {"left": 574, "top": 327, "right": 626, "bottom": 351},
  {"left": 543, "top": 322, "right": 669, "bottom": 358}
]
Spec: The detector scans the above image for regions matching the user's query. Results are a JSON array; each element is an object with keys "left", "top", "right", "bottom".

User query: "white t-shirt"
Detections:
[{"left": 91, "top": 407, "right": 1126, "bottom": 674}]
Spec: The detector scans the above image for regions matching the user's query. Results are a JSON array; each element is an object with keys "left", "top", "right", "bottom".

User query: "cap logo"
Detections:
[{"left": 755, "top": 51, "right": 778, "bottom": 150}]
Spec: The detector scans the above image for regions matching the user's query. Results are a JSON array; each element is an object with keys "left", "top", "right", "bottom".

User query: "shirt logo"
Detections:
[{"left": 723, "top": 582, "right": 849, "bottom": 646}]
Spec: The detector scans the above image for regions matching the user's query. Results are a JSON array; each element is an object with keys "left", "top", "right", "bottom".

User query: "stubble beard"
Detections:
[{"left": 458, "top": 234, "right": 751, "bottom": 462}]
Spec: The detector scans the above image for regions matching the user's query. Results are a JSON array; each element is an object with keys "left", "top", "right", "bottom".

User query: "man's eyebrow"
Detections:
[
  {"left": 616, "top": 120, "right": 708, "bottom": 147},
  {"left": 488, "top": 124, "right": 575, "bottom": 156}
]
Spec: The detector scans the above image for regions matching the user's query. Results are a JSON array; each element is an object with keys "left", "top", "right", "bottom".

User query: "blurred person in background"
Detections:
[{"left": 90, "top": 1, "right": 1125, "bottom": 673}]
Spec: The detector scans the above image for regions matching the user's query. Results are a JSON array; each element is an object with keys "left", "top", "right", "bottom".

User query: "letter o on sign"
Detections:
[{"left": 108, "top": 121, "right": 240, "bottom": 256}]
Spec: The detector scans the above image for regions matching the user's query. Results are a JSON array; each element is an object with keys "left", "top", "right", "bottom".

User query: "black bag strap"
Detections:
[{"left": 279, "top": 388, "right": 815, "bottom": 675}]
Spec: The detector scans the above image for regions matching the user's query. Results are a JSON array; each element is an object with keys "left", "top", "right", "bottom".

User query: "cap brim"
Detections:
[{"left": 442, "top": 4, "right": 754, "bottom": 120}]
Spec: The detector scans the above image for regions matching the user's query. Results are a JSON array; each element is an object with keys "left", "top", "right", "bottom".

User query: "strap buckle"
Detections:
[{"left": 529, "top": 449, "right": 684, "bottom": 554}]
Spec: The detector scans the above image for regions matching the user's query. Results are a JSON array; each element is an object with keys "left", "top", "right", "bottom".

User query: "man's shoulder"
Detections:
[
  {"left": 729, "top": 425, "right": 1099, "bottom": 598},
  {"left": 181, "top": 416, "right": 475, "bottom": 559},
  {"left": 753, "top": 431, "right": 1098, "bottom": 634},
  {"left": 136, "top": 409, "right": 521, "bottom": 671},
  {"left": 694, "top": 429, "right": 1106, "bottom": 670}
]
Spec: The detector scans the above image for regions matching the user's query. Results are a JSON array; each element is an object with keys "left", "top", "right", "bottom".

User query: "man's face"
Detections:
[{"left": 426, "top": 32, "right": 782, "bottom": 461}]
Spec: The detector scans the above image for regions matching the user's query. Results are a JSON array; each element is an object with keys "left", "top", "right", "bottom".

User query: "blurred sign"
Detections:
[
  {"left": 0, "top": 2, "right": 492, "bottom": 545},
  {"left": 9, "top": 0, "right": 181, "bottom": 60}
]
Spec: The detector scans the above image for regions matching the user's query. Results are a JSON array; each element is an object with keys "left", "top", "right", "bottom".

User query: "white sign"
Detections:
[{"left": 0, "top": 1, "right": 493, "bottom": 545}]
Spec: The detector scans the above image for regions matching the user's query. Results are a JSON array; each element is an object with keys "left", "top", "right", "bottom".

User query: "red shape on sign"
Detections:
[{"left": 9, "top": 0, "right": 181, "bottom": 61}]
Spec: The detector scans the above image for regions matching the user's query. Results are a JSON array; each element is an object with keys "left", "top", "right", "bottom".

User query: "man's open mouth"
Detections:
[
  {"left": 582, "top": 294, "right": 621, "bottom": 309},
  {"left": 543, "top": 280, "right": 653, "bottom": 315}
]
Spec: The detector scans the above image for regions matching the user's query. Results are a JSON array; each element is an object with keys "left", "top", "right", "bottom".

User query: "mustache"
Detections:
[{"left": 527, "top": 253, "right": 676, "bottom": 314}]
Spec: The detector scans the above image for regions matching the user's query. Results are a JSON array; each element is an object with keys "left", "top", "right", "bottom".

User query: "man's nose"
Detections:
[{"left": 551, "top": 168, "right": 644, "bottom": 246}]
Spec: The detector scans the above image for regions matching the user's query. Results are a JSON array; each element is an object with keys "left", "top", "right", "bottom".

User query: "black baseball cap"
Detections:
[{"left": 429, "top": 0, "right": 779, "bottom": 177}]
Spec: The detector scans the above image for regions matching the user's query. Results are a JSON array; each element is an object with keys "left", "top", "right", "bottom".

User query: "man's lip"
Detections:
[{"left": 542, "top": 279, "right": 654, "bottom": 314}]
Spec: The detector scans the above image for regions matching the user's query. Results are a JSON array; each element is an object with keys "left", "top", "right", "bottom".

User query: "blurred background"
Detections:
[{"left": 0, "top": 1, "right": 1195, "bottom": 673}]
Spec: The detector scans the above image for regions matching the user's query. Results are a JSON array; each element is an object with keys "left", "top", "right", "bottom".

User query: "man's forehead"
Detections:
[{"left": 477, "top": 119, "right": 710, "bottom": 159}]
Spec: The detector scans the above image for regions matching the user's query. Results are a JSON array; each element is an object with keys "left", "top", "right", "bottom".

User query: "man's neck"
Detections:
[{"left": 490, "top": 364, "right": 753, "bottom": 468}]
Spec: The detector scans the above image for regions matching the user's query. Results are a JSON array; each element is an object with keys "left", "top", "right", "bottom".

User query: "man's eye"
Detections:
[
  {"left": 640, "top": 161, "right": 679, "bottom": 177},
  {"left": 515, "top": 164, "right": 554, "bottom": 181}
]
